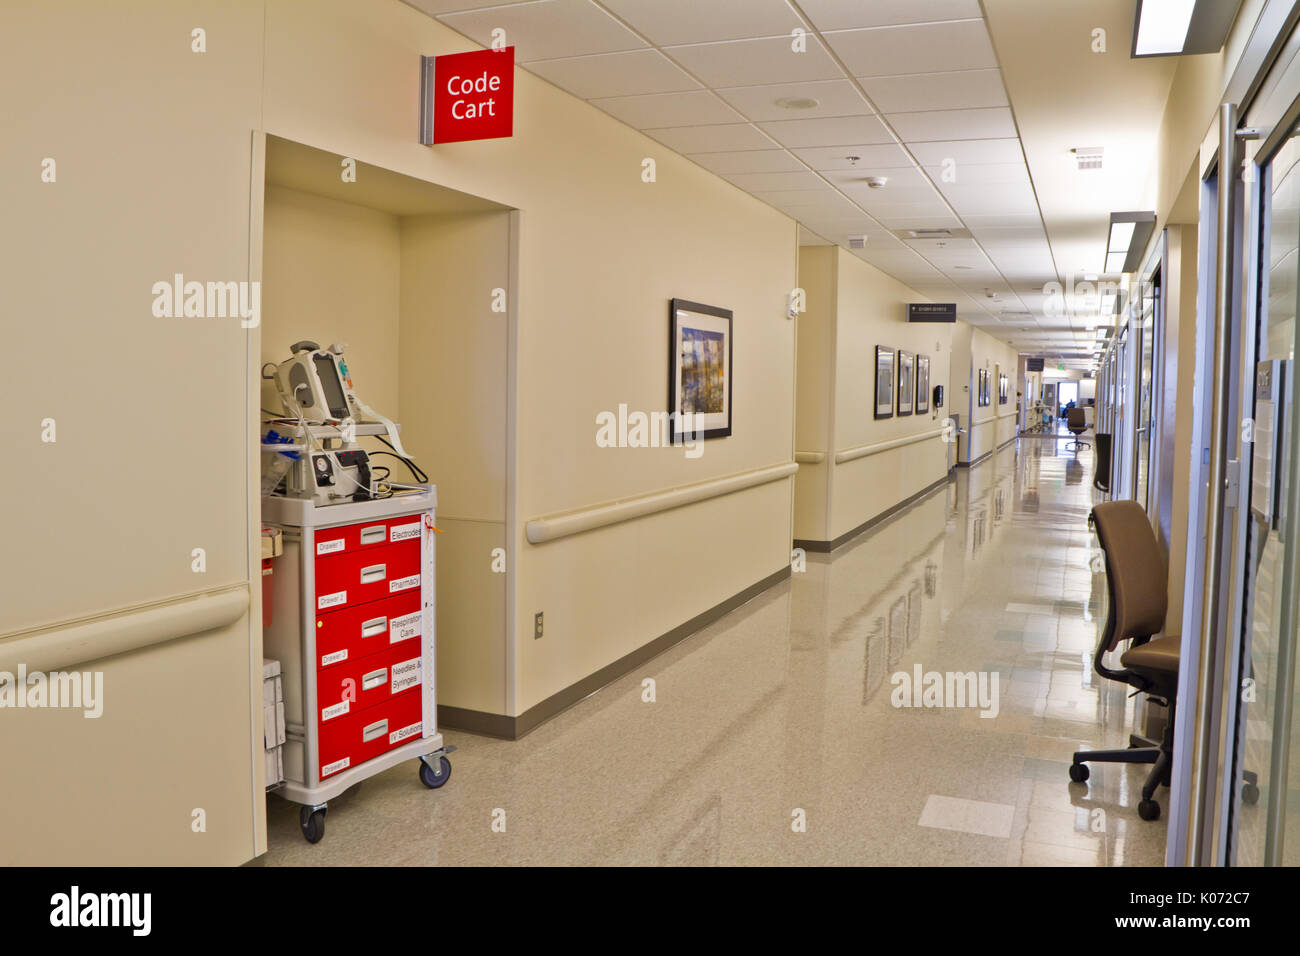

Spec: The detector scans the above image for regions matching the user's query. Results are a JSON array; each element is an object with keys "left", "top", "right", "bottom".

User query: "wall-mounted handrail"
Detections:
[
  {"left": 0, "top": 585, "right": 249, "bottom": 673},
  {"left": 794, "top": 451, "right": 825, "bottom": 464},
  {"left": 834, "top": 427, "right": 946, "bottom": 465},
  {"left": 526, "top": 462, "right": 798, "bottom": 545}
]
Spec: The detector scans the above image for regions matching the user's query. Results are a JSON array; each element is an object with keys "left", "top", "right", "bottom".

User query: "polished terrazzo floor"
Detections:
[{"left": 259, "top": 432, "right": 1168, "bottom": 866}]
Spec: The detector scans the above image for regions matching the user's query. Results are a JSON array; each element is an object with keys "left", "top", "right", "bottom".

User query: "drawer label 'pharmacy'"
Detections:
[
  {"left": 389, "top": 721, "right": 422, "bottom": 746},
  {"left": 390, "top": 521, "right": 421, "bottom": 543},
  {"left": 391, "top": 657, "right": 422, "bottom": 695},
  {"left": 390, "top": 611, "right": 422, "bottom": 643},
  {"left": 318, "top": 590, "right": 347, "bottom": 610},
  {"left": 389, "top": 574, "right": 420, "bottom": 593}
]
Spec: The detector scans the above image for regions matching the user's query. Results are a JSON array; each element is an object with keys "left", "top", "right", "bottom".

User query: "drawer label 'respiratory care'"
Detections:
[
  {"left": 390, "top": 611, "right": 422, "bottom": 644},
  {"left": 321, "top": 757, "right": 350, "bottom": 778},
  {"left": 322, "top": 700, "right": 350, "bottom": 722},
  {"left": 391, "top": 657, "right": 423, "bottom": 695},
  {"left": 316, "top": 538, "right": 346, "bottom": 556},
  {"left": 389, "top": 721, "right": 422, "bottom": 746},
  {"left": 389, "top": 521, "right": 421, "bottom": 543},
  {"left": 389, "top": 574, "right": 420, "bottom": 594},
  {"left": 321, "top": 649, "right": 348, "bottom": 667},
  {"left": 318, "top": 590, "right": 347, "bottom": 610}
]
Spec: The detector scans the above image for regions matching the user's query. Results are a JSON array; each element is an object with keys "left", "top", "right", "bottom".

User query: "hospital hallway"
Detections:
[{"left": 259, "top": 438, "right": 1166, "bottom": 866}]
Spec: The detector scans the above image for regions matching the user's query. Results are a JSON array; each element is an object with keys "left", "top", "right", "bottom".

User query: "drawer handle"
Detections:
[
  {"left": 361, "top": 616, "right": 388, "bottom": 638},
  {"left": 360, "top": 525, "right": 387, "bottom": 544},
  {"left": 362, "top": 719, "right": 388, "bottom": 742},
  {"left": 360, "top": 564, "right": 387, "bottom": 584},
  {"left": 362, "top": 668, "right": 388, "bottom": 691}
]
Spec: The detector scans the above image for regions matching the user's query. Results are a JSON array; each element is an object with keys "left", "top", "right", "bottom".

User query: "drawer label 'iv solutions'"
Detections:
[
  {"left": 389, "top": 521, "right": 421, "bottom": 543},
  {"left": 391, "top": 657, "right": 422, "bottom": 695},
  {"left": 389, "top": 721, "right": 422, "bottom": 746},
  {"left": 390, "top": 611, "right": 422, "bottom": 643}
]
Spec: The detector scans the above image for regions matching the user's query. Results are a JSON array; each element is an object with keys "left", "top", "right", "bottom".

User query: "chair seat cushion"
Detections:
[{"left": 1120, "top": 634, "right": 1180, "bottom": 675}]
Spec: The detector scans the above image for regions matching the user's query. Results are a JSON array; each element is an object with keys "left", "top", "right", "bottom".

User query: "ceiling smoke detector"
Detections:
[
  {"left": 864, "top": 175, "right": 888, "bottom": 189},
  {"left": 1071, "top": 147, "right": 1104, "bottom": 171}
]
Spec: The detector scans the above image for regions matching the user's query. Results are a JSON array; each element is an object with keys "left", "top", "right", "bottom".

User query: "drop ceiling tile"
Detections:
[
  {"left": 907, "top": 138, "right": 1024, "bottom": 165},
  {"left": 961, "top": 213, "right": 1044, "bottom": 229},
  {"left": 876, "top": 213, "right": 963, "bottom": 230},
  {"left": 860, "top": 69, "right": 1007, "bottom": 113},
  {"left": 887, "top": 107, "right": 1016, "bottom": 143},
  {"left": 839, "top": 188, "right": 947, "bottom": 212},
  {"left": 590, "top": 90, "right": 742, "bottom": 128},
  {"left": 758, "top": 114, "right": 893, "bottom": 148},
  {"left": 715, "top": 79, "right": 873, "bottom": 122},
  {"left": 526, "top": 49, "right": 701, "bottom": 98},
  {"left": 940, "top": 181, "right": 1039, "bottom": 216},
  {"left": 600, "top": 0, "right": 804, "bottom": 46},
  {"left": 439, "top": 0, "right": 647, "bottom": 61},
  {"left": 799, "top": 225, "right": 834, "bottom": 245},
  {"left": 664, "top": 35, "right": 843, "bottom": 88},
  {"left": 823, "top": 164, "right": 930, "bottom": 190},
  {"left": 404, "top": 0, "right": 536, "bottom": 13},
  {"left": 643, "top": 123, "right": 776, "bottom": 152},
  {"left": 797, "top": 0, "right": 982, "bottom": 30},
  {"left": 823, "top": 20, "right": 996, "bottom": 77},
  {"left": 791, "top": 143, "right": 913, "bottom": 170},
  {"left": 687, "top": 149, "right": 805, "bottom": 174},
  {"left": 722, "top": 170, "right": 827, "bottom": 191},
  {"left": 920, "top": 161, "right": 1028, "bottom": 186}
]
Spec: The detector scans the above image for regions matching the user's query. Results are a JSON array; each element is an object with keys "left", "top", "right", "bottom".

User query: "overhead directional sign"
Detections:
[
  {"left": 908, "top": 303, "right": 956, "bottom": 322},
  {"left": 420, "top": 47, "right": 515, "bottom": 145}
]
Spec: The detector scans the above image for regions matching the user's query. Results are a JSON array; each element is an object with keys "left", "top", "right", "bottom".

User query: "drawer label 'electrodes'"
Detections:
[
  {"left": 390, "top": 521, "right": 421, "bottom": 543},
  {"left": 316, "top": 538, "right": 346, "bottom": 556},
  {"left": 391, "top": 657, "right": 422, "bottom": 695},
  {"left": 390, "top": 611, "right": 422, "bottom": 643},
  {"left": 389, "top": 574, "right": 420, "bottom": 593},
  {"left": 321, "top": 649, "right": 348, "bottom": 667},
  {"left": 322, "top": 700, "right": 350, "bottom": 722},
  {"left": 318, "top": 590, "right": 347, "bottom": 610},
  {"left": 321, "top": 757, "right": 350, "bottom": 778},
  {"left": 389, "top": 721, "right": 422, "bottom": 746}
]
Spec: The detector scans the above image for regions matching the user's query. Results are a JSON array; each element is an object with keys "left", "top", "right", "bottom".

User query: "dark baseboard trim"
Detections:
[
  {"left": 793, "top": 473, "right": 950, "bottom": 554},
  {"left": 437, "top": 564, "right": 793, "bottom": 741}
]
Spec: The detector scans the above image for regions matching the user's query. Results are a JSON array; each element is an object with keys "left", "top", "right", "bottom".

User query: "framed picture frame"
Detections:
[
  {"left": 977, "top": 368, "right": 989, "bottom": 407},
  {"left": 916, "top": 355, "right": 930, "bottom": 414},
  {"left": 874, "top": 346, "right": 895, "bottom": 419},
  {"left": 668, "top": 299, "right": 732, "bottom": 442},
  {"left": 999, "top": 373, "right": 1009, "bottom": 405},
  {"left": 897, "top": 350, "right": 914, "bottom": 416}
]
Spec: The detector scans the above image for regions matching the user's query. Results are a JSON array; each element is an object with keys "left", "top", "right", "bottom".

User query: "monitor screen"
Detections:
[{"left": 312, "top": 354, "right": 350, "bottom": 420}]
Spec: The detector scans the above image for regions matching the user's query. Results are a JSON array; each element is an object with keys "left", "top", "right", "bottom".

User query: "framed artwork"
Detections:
[
  {"left": 977, "top": 368, "right": 989, "bottom": 407},
  {"left": 916, "top": 355, "right": 930, "bottom": 414},
  {"left": 669, "top": 299, "right": 732, "bottom": 442},
  {"left": 874, "top": 346, "right": 895, "bottom": 419},
  {"left": 999, "top": 373, "right": 1009, "bottom": 405},
  {"left": 897, "top": 350, "right": 914, "bottom": 416}
]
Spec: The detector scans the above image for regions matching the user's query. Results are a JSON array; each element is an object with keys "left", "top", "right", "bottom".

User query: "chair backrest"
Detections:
[
  {"left": 1091, "top": 500, "right": 1167, "bottom": 651},
  {"left": 1093, "top": 433, "right": 1112, "bottom": 492},
  {"left": 1067, "top": 406, "right": 1086, "bottom": 429}
]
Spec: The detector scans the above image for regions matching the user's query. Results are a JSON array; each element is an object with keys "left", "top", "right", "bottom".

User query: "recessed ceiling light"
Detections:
[{"left": 775, "top": 97, "right": 819, "bottom": 110}]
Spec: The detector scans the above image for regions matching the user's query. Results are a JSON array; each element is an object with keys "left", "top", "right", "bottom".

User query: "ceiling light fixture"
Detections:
[
  {"left": 1132, "top": 0, "right": 1243, "bottom": 58},
  {"left": 775, "top": 97, "right": 819, "bottom": 110},
  {"left": 1106, "top": 211, "right": 1156, "bottom": 274}
]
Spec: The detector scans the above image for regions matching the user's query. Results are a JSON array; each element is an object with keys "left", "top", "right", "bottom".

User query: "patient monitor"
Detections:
[{"left": 274, "top": 340, "right": 360, "bottom": 423}]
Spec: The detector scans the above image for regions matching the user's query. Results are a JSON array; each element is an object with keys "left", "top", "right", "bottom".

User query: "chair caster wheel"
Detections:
[
  {"left": 1069, "top": 763, "right": 1090, "bottom": 783},
  {"left": 1138, "top": 799, "right": 1161, "bottom": 821},
  {"left": 1242, "top": 782, "right": 1260, "bottom": 805}
]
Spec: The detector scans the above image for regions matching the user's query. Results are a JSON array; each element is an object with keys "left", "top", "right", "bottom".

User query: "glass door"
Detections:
[
  {"left": 1135, "top": 273, "right": 1157, "bottom": 508},
  {"left": 1226, "top": 119, "right": 1300, "bottom": 866}
]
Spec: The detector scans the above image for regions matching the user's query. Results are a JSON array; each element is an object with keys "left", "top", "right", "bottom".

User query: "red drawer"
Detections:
[
  {"left": 316, "top": 590, "right": 423, "bottom": 671},
  {"left": 318, "top": 689, "right": 424, "bottom": 780},
  {"left": 313, "top": 514, "right": 425, "bottom": 560},
  {"left": 314, "top": 537, "right": 421, "bottom": 614},
  {"left": 317, "top": 640, "right": 424, "bottom": 725}
]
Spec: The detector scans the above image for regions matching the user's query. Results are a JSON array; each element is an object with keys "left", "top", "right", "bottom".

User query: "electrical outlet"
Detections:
[{"left": 534, "top": 612, "right": 543, "bottom": 640}]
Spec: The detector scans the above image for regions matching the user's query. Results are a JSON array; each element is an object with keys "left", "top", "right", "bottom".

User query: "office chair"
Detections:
[
  {"left": 1069, "top": 500, "right": 1180, "bottom": 821},
  {"left": 1065, "top": 406, "right": 1089, "bottom": 451},
  {"left": 1093, "top": 433, "right": 1111, "bottom": 493}
]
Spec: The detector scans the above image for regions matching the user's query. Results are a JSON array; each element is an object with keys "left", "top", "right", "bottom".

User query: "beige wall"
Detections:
[{"left": 950, "top": 323, "right": 1020, "bottom": 464}]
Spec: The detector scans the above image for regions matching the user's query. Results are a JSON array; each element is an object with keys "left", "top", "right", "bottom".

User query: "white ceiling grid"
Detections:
[{"left": 404, "top": 0, "right": 1113, "bottom": 365}]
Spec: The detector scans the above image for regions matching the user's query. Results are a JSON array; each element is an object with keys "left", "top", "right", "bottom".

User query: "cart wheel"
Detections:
[
  {"left": 419, "top": 756, "right": 452, "bottom": 789},
  {"left": 300, "top": 806, "right": 326, "bottom": 843},
  {"left": 1068, "top": 762, "right": 1090, "bottom": 783}
]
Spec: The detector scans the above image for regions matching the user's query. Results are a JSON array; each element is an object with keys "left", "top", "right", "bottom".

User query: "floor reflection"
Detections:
[{"left": 260, "top": 435, "right": 1167, "bottom": 866}]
